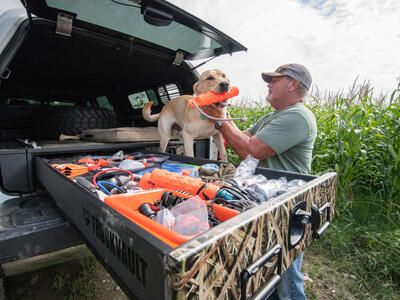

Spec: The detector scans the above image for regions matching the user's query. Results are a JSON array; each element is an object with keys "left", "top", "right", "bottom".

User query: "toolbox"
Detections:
[{"left": 34, "top": 147, "right": 336, "bottom": 300}]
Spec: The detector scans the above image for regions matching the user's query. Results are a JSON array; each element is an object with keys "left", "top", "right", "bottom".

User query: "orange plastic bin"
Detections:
[{"left": 104, "top": 189, "right": 239, "bottom": 248}]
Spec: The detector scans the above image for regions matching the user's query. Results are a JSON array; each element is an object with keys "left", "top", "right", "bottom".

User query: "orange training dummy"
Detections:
[
  {"left": 188, "top": 86, "right": 239, "bottom": 107},
  {"left": 138, "top": 169, "right": 219, "bottom": 200}
]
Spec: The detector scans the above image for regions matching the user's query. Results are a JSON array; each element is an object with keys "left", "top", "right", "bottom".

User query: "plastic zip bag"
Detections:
[
  {"left": 155, "top": 196, "right": 210, "bottom": 236},
  {"left": 244, "top": 177, "right": 288, "bottom": 203},
  {"left": 118, "top": 159, "right": 146, "bottom": 170},
  {"left": 156, "top": 208, "right": 175, "bottom": 230},
  {"left": 171, "top": 196, "right": 209, "bottom": 236},
  {"left": 233, "top": 155, "right": 259, "bottom": 187},
  {"left": 286, "top": 179, "right": 307, "bottom": 189}
]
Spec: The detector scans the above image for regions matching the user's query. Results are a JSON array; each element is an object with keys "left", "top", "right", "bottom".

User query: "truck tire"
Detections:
[{"left": 34, "top": 106, "right": 117, "bottom": 140}]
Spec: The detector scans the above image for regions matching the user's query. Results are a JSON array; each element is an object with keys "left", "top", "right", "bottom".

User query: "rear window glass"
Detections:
[
  {"left": 96, "top": 95, "right": 113, "bottom": 110},
  {"left": 5, "top": 98, "right": 41, "bottom": 106},
  {"left": 4, "top": 98, "right": 74, "bottom": 106},
  {"left": 128, "top": 84, "right": 181, "bottom": 109},
  {"left": 128, "top": 91, "right": 151, "bottom": 109},
  {"left": 46, "top": 0, "right": 221, "bottom": 56},
  {"left": 158, "top": 83, "right": 181, "bottom": 104},
  {"left": 128, "top": 89, "right": 159, "bottom": 109}
]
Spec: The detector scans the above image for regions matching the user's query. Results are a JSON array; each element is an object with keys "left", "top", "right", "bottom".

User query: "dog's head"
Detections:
[{"left": 193, "top": 69, "right": 231, "bottom": 100}]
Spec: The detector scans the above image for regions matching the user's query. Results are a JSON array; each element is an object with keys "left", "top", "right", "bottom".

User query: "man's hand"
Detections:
[{"left": 201, "top": 104, "right": 226, "bottom": 121}]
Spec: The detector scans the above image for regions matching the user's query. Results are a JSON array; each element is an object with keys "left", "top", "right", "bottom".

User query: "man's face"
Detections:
[{"left": 266, "top": 76, "right": 292, "bottom": 108}]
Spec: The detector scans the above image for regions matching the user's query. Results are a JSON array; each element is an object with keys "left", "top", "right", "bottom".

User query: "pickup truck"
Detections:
[{"left": 0, "top": 1, "right": 336, "bottom": 299}]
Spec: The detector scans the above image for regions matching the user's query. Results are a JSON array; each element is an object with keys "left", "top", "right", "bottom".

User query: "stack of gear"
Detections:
[
  {"left": 137, "top": 168, "right": 257, "bottom": 212},
  {"left": 102, "top": 188, "right": 240, "bottom": 247},
  {"left": 49, "top": 150, "right": 307, "bottom": 247},
  {"left": 228, "top": 155, "right": 308, "bottom": 203}
]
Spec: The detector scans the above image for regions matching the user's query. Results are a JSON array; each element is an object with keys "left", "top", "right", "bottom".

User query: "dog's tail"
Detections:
[{"left": 142, "top": 102, "right": 160, "bottom": 122}]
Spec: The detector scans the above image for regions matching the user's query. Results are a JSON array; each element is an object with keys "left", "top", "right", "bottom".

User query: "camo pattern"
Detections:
[{"left": 165, "top": 172, "right": 337, "bottom": 299}]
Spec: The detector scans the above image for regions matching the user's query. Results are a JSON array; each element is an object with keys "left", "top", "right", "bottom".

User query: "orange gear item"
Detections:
[
  {"left": 87, "top": 158, "right": 110, "bottom": 171},
  {"left": 188, "top": 86, "right": 239, "bottom": 107},
  {"left": 138, "top": 168, "right": 219, "bottom": 200},
  {"left": 52, "top": 163, "right": 89, "bottom": 178},
  {"left": 78, "top": 157, "right": 95, "bottom": 164},
  {"left": 77, "top": 157, "right": 109, "bottom": 171},
  {"left": 138, "top": 173, "right": 154, "bottom": 189}
]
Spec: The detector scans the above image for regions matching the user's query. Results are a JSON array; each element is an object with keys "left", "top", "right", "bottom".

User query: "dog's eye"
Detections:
[{"left": 206, "top": 76, "right": 214, "bottom": 80}]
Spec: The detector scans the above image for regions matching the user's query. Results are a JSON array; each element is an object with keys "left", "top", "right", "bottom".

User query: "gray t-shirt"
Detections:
[{"left": 248, "top": 103, "right": 317, "bottom": 174}]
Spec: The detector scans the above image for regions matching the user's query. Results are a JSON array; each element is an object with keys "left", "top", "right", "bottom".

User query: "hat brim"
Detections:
[{"left": 261, "top": 72, "right": 285, "bottom": 83}]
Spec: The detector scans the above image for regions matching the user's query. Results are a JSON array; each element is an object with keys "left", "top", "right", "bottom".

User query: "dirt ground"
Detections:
[
  {"left": 3, "top": 255, "right": 128, "bottom": 300},
  {"left": 2, "top": 246, "right": 366, "bottom": 300}
]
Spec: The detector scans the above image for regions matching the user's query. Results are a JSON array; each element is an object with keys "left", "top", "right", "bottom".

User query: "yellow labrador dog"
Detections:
[{"left": 142, "top": 69, "right": 229, "bottom": 160}]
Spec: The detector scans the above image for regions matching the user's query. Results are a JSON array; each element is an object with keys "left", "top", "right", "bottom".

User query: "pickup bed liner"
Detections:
[{"left": 0, "top": 195, "right": 82, "bottom": 265}]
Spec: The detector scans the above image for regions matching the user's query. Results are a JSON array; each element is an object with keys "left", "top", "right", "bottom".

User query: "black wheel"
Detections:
[{"left": 34, "top": 106, "right": 117, "bottom": 140}]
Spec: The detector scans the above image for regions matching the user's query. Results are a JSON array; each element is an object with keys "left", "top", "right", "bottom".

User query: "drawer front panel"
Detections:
[{"left": 166, "top": 172, "right": 336, "bottom": 299}]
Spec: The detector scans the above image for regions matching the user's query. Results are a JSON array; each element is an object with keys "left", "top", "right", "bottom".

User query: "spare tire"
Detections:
[{"left": 34, "top": 106, "right": 117, "bottom": 140}]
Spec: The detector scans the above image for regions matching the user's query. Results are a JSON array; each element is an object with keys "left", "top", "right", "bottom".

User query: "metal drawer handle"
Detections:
[
  {"left": 249, "top": 275, "right": 281, "bottom": 300},
  {"left": 288, "top": 201, "right": 310, "bottom": 249},
  {"left": 312, "top": 202, "right": 331, "bottom": 239},
  {"left": 240, "top": 244, "right": 282, "bottom": 300},
  {"left": 289, "top": 201, "right": 332, "bottom": 247}
]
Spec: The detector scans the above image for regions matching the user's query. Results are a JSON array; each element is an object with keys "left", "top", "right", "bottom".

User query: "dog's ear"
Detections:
[{"left": 193, "top": 82, "right": 200, "bottom": 95}]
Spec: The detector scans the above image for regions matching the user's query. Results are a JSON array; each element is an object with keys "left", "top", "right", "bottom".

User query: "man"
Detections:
[{"left": 203, "top": 63, "right": 317, "bottom": 299}]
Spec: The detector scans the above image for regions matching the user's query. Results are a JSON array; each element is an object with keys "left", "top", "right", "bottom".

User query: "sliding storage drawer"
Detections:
[{"left": 34, "top": 151, "right": 336, "bottom": 300}]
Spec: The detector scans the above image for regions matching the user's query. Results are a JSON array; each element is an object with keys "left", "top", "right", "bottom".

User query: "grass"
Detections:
[
  {"left": 303, "top": 245, "right": 400, "bottom": 300},
  {"left": 229, "top": 80, "right": 400, "bottom": 298}
]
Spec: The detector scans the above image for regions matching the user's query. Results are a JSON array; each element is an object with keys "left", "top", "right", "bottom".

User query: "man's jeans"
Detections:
[{"left": 270, "top": 252, "right": 306, "bottom": 300}]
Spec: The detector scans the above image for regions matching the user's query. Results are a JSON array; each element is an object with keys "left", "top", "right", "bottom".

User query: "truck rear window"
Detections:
[{"left": 128, "top": 84, "right": 181, "bottom": 109}]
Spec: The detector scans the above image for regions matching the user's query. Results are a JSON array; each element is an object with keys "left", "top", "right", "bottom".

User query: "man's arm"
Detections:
[
  {"left": 243, "top": 129, "right": 252, "bottom": 137},
  {"left": 219, "top": 121, "right": 276, "bottom": 160},
  {"left": 202, "top": 104, "right": 276, "bottom": 160}
]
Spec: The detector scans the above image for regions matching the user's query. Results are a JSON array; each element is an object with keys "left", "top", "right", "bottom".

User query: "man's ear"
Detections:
[{"left": 288, "top": 79, "right": 299, "bottom": 92}]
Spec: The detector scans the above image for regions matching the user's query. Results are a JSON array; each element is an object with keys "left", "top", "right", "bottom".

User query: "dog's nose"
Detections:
[{"left": 219, "top": 82, "right": 230, "bottom": 92}]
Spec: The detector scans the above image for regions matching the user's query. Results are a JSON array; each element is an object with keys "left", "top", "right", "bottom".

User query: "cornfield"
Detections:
[{"left": 228, "top": 81, "right": 400, "bottom": 290}]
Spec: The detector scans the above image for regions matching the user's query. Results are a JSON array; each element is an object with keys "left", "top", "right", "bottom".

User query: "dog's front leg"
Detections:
[
  {"left": 212, "top": 133, "right": 227, "bottom": 161},
  {"left": 159, "top": 136, "right": 169, "bottom": 153},
  {"left": 182, "top": 132, "right": 195, "bottom": 157}
]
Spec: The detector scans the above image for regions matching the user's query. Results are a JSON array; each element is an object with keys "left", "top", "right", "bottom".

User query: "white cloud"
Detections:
[
  {"left": 169, "top": 0, "right": 400, "bottom": 100},
  {"left": 2, "top": 0, "right": 399, "bottom": 101}
]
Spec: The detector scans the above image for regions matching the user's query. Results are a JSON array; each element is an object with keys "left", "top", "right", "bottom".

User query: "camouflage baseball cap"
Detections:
[{"left": 262, "top": 63, "right": 312, "bottom": 90}]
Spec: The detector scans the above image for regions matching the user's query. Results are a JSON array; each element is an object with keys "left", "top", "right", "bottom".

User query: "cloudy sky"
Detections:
[
  {"left": 169, "top": 0, "right": 400, "bottom": 101},
  {"left": 2, "top": 0, "right": 399, "bottom": 101}
]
